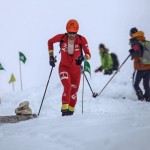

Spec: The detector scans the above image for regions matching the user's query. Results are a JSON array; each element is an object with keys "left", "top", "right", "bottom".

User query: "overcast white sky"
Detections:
[{"left": 0, "top": 0, "right": 150, "bottom": 96}]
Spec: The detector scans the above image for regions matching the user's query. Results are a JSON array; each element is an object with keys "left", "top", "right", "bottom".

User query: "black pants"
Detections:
[{"left": 133, "top": 70, "right": 150, "bottom": 98}]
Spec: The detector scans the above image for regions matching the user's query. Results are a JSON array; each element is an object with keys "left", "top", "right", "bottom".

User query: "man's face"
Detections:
[
  {"left": 68, "top": 32, "right": 77, "bottom": 40},
  {"left": 100, "top": 48, "right": 105, "bottom": 52}
]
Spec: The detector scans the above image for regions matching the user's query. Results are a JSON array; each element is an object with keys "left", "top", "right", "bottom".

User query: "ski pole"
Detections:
[
  {"left": 38, "top": 66, "right": 54, "bottom": 116},
  {"left": 82, "top": 70, "right": 85, "bottom": 114},
  {"left": 83, "top": 72, "right": 98, "bottom": 98},
  {"left": 98, "top": 54, "right": 131, "bottom": 96}
]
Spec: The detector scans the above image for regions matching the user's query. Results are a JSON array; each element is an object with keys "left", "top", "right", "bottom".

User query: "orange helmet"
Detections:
[{"left": 66, "top": 19, "right": 79, "bottom": 33}]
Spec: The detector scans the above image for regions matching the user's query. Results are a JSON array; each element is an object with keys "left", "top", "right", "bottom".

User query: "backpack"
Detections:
[
  {"left": 139, "top": 41, "right": 150, "bottom": 64},
  {"left": 110, "top": 53, "right": 119, "bottom": 70}
]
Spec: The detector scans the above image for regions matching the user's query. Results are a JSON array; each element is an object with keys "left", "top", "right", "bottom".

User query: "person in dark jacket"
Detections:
[
  {"left": 129, "top": 27, "right": 150, "bottom": 102},
  {"left": 95, "top": 44, "right": 113, "bottom": 75}
]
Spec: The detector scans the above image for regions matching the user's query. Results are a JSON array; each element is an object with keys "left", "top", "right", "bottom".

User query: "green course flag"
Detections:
[
  {"left": 0, "top": 63, "right": 5, "bottom": 70},
  {"left": 19, "top": 51, "right": 26, "bottom": 91},
  {"left": 9, "top": 73, "right": 16, "bottom": 84},
  {"left": 84, "top": 60, "right": 91, "bottom": 76},
  {"left": 19, "top": 52, "right": 26, "bottom": 64}
]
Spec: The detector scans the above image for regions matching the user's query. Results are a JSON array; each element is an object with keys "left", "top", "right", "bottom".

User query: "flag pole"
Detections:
[
  {"left": 19, "top": 58, "right": 23, "bottom": 91},
  {"left": 12, "top": 82, "right": 14, "bottom": 92},
  {"left": 82, "top": 70, "right": 85, "bottom": 114}
]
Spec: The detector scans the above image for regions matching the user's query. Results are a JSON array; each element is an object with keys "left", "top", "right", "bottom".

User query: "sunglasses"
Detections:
[{"left": 68, "top": 32, "right": 77, "bottom": 35}]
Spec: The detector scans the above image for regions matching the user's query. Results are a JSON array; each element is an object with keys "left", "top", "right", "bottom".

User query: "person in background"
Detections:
[
  {"left": 48, "top": 19, "right": 91, "bottom": 116},
  {"left": 129, "top": 27, "right": 150, "bottom": 101},
  {"left": 95, "top": 43, "right": 113, "bottom": 75}
]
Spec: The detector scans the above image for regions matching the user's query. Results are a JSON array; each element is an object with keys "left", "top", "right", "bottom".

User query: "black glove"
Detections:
[
  {"left": 129, "top": 49, "right": 134, "bottom": 55},
  {"left": 49, "top": 56, "right": 56, "bottom": 67},
  {"left": 99, "top": 67, "right": 103, "bottom": 72},
  {"left": 76, "top": 56, "right": 84, "bottom": 65},
  {"left": 94, "top": 67, "right": 103, "bottom": 73},
  {"left": 129, "top": 49, "right": 135, "bottom": 60}
]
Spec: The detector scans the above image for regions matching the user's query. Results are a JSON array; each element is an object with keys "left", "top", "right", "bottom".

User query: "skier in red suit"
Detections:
[{"left": 48, "top": 19, "right": 91, "bottom": 116}]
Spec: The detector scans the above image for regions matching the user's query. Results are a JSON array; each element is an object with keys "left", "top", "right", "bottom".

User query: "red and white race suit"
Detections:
[{"left": 48, "top": 33, "right": 91, "bottom": 112}]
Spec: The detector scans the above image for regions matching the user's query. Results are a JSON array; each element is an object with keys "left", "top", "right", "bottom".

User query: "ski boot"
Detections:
[
  {"left": 145, "top": 97, "right": 150, "bottom": 102},
  {"left": 136, "top": 90, "right": 144, "bottom": 101},
  {"left": 61, "top": 109, "right": 69, "bottom": 116},
  {"left": 68, "top": 110, "right": 74, "bottom": 116}
]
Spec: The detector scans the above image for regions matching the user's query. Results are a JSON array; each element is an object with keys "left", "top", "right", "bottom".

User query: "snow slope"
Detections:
[{"left": 1, "top": 73, "right": 150, "bottom": 150}]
